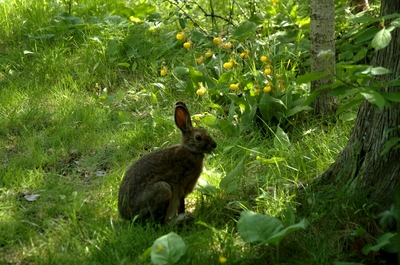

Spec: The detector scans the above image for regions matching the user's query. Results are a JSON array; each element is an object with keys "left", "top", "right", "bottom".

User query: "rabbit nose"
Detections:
[{"left": 211, "top": 141, "right": 217, "bottom": 149}]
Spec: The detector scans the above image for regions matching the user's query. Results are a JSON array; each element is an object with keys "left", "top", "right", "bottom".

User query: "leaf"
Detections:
[
  {"left": 380, "top": 137, "right": 400, "bottom": 156},
  {"left": 219, "top": 159, "right": 244, "bottom": 193},
  {"left": 172, "top": 66, "right": 189, "bottom": 76},
  {"left": 151, "top": 232, "right": 188, "bottom": 265},
  {"left": 274, "top": 126, "right": 291, "bottom": 150},
  {"left": 264, "top": 219, "right": 307, "bottom": 246},
  {"left": 361, "top": 66, "right": 391, "bottom": 75},
  {"left": 232, "top": 21, "right": 258, "bottom": 41},
  {"left": 196, "top": 178, "right": 219, "bottom": 195},
  {"left": 382, "top": 92, "right": 400, "bottom": 103},
  {"left": 359, "top": 87, "right": 386, "bottom": 109},
  {"left": 371, "top": 28, "right": 392, "bottom": 51},
  {"left": 362, "top": 232, "right": 396, "bottom": 255},
  {"left": 336, "top": 98, "right": 364, "bottom": 115},
  {"left": 391, "top": 18, "right": 400, "bottom": 28},
  {"left": 295, "top": 72, "right": 326, "bottom": 84},
  {"left": 286, "top": 105, "right": 313, "bottom": 117},
  {"left": 237, "top": 211, "right": 283, "bottom": 243},
  {"left": 282, "top": 205, "right": 296, "bottom": 227}
]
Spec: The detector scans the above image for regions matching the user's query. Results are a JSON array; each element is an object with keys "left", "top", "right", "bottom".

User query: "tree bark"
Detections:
[
  {"left": 310, "top": 0, "right": 338, "bottom": 117},
  {"left": 319, "top": 0, "right": 400, "bottom": 210}
]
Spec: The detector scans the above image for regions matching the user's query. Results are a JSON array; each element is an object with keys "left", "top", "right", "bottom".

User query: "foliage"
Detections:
[{"left": 0, "top": 0, "right": 397, "bottom": 264}]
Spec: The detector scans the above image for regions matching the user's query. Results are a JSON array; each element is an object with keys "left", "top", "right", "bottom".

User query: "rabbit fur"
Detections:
[{"left": 118, "top": 102, "right": 217, "bottom": 224}]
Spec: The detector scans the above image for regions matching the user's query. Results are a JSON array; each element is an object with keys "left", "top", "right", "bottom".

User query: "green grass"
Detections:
[{"left": 1, "top": 0, "right": 389, "bottom": 264}]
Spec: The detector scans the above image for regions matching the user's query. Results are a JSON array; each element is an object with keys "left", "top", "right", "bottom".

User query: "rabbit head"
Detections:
[{"left": 174, "top": 102, "right": 216, "bottom": 154}]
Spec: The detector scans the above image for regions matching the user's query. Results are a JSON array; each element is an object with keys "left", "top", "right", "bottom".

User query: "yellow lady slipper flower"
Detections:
[
  {"left": 260, "top": 55, "right": 268, "bottom": 62},
  {"left": 196, "top": 56, "right": 203, "bottom": 64},
  {"left": 213, "top": 37, "right": 222, "bottom": 45},
  {"left": 263, "top": 84, "right": 272, "bottom": 93},
  {"left": 264, "top": 66, "right": 272, "bottom": 75},
  {"left": 223, "top": 61, "right": 233, "bottom": 69},
  {"left": 176, "top": 32, "right": 185, "bottom": 41},
  {"left": 230, "top": 83, "right": 239, "bottom": 91}
]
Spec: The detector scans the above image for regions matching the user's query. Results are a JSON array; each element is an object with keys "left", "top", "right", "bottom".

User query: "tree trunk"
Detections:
[
  {"left": 310, "top": 0, "right": 338, "bottom": 116},
  {"left": 319, "top": 0, "right": 400, "bottom": 210}
]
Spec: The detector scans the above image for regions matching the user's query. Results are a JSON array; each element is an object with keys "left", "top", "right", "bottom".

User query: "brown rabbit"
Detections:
[{"left": 118, "top": 102, "right": 217, "bottom": 224}]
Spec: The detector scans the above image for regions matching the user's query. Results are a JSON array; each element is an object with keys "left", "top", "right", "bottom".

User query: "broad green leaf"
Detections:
[
  {"left": 391, "top": 18, "right": 400, "bottom": 28},
  {"left": 380, "top": 137, "right": 400, "bottom": 156},
  {"left": 172, "top": 66, "right": 189, "bottom": 76},
  {"left": 237, "top": 211, "right": 283, "bottom": 243},
  {"left": 362, "top": 66, "right": 391, "bottom": 75},
  {"left": 151, "top": 232, "right": 188, "bottom": 265},
  {"left": 132, "top": 2, "right": 156, "bottom": 19},
  {"left": 201, "top": 115, "right": 217, "bottom": 126},
  {"left": 354, "top": 27, "right": 380, "bottom": 44},
  {"left": 191, "top": 30, "right": 208, "bottom": 44},
  {"left": 336, "top": 98, "right": 364, "bottom": 115},
  {"left": 286, "top": 105, "right": 313, "bottom": 117},
  {"left": 105, "top": 39, "right": 122, "bottom": 58},
  {"left": 328, "top": 86, "right": 357, "bottom": 97},
  {"left": 274, "top": 126, "right": 291, "bottom": 150},
  {"left": 295, "top": 72, "right": 326, "bottom": 84},
  {"left": 359, "top": 87, "right": 386, "bottom": 109},
  {"left": 219, "top": 71, "right": 234, "bottom": 83},
  {"left": 264, "top": 219, "right": 308, "bottom": 246},
  {"left": 188, "top": 66, "right": 203, "bottom": 82},
  {"left": 232, "top": 21, "right": 257, "bottom": 41},
  {"left": 372, "top": 28, "right": 392, "bottom": 50},
  {"left": 196, "top": 178, "right": 219, "bottom": 195},
  {"left": 371, "top": 66, "right": 391, "bottom": 75},
  {"left": 219, "top": 159, "right": 244, "bottom": 193},
  {"left": 282, "top": 205, "right": 296, "bottom": 227},
  {"left": 382, "top": 92, "right": 400, "bottom": 103},
  {"left": 362, "top": 232, "right": 396, "bottom": 255}
]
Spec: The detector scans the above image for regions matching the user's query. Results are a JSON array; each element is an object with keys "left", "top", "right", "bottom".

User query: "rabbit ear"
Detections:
[{"left": 174, "top": 102, "right": 192, "bottom": 132}]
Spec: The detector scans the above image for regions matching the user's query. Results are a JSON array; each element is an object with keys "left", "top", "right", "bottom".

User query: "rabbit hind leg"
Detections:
[{"left": 138, "top": 181, "right": 175, "bottom": 223}]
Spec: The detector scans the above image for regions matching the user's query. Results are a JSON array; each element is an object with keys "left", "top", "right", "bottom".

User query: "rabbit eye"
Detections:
[{"left": 195, "top": 135, "right": 202, "bottom": 141}]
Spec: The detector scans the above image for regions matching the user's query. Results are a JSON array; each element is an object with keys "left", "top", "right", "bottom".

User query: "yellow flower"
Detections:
[
  {"left": 196, "top": 87, "right": 206, "bottom": 95},
  {"left": 240, "top": 51, "right": 249, "bottom": 59},
  {"left": 254, "top": 88, "right": 260, "bottom": 95},
  {"left": 129, "top": 16, "right": 141, "bottom": 22},
  {"left": 213, "top": 37, "right": 222, "bottom": 45},
  {"left": 219, "top": 256, "right": 227, "bottom": 263},
  {"left": 230, "top": 83, "right": 239, "bottom": 91},
  {"left": 263, "top": 84, "right": 272, "bottom": 93},
  {"left": 157, "top": 245, "right": 164, "bottom": 252},
  {"left": 205, "top": 50, "right": 213, "bottom": 58},
  {"left": 260, "top": 55, "right": 268, "bottom": 62},
  {"left": 196, "top": 82, "right": 206, "bottom": 95},
  {"left": 196, "top": 56, "right": 203, "bottom": 64},
  {"left": 223, "top": 61, "right": 233, "bottom": 69},
  {"left": 176, "top": 32, "right": 185, "bottom": 41},
  {"left": 223, "top": 42, "right": 232, "bottom": 50},
  {"left": 264, "top": 66, "right": 272, "bottom": 75},
  {"left": 278, "top": 81, "right": 285, "bottom": 90},
  {"left": 183, "top": 42, "right": 192, "bottom": 49},
  {"left": 160, "top": 66, "right": 168, "bottom": 76}
]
